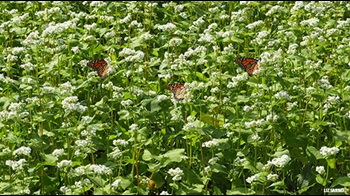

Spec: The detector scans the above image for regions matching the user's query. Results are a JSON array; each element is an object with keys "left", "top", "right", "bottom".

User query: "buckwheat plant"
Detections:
[{"left": 1, "top": 1, "right": 349, "bottom": 195}]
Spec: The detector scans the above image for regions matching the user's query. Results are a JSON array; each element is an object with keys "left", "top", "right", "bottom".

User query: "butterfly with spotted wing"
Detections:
[
  {"left": 235, "top": 57, "right": 260, "bottom": 76},
  {"left": 167, "top": 84, "right": 187, "bottom": 100},
  {"left": 87, "top": 59, "right": 109, "bottom": 79}
]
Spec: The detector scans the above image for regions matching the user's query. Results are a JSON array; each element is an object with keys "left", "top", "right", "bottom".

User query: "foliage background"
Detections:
[{"left": 1, "top": 1, "right": 350, "bottom": 195}]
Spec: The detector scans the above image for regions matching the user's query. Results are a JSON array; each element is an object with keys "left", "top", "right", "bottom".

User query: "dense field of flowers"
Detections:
[{"left": 1, "top": 1, "right": 350, "bottom": 195}]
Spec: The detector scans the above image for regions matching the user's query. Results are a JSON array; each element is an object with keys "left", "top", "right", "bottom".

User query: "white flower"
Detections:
[
  {"left": 320, "top": 146, "right": 339, "bottom": 157},
  {"left": 287, "top": 102, "right": 298, "bottom": 110},
  {"left": 246, "top": 174, "right": 259, "bottom": 184},
  {"left": 112, "top": 179, "right": 122, "bottom": 189},
  {"left": 89, "top": 164, "right": 112, "bottom": 175},
  {"left": 84, "top": 23, "right": 97, "bottom": 31},
  {"left": 57, "top": 160, "right": 72, "bottom": 168},
  {"left": 169, "top": 37, "right": 183, "bottom": 47},
  {"left": 60, "top": 186, "right": 72, "bottom": 194},
  {"left": 198, "top": 32, "right": 213, "bottom": 43},
  {"left": 193, "top": 17, "right": 205, "bottom": 26},
  {"left": 155, "top": 23, "right": 176, "bottom": 32},
  {"left": 269, "top": 154, "right": 291, "bottom": 168},
  {"left": 287, "top": 43, "right": 298, "bottom": 54},
  {"left": 121, "top": 99, "right": 133, "bottom": 106},
  {"left": 129, "top": 20, "right": 142, "bottom": 28},
  {"left": 223, "top": 123, "right": 232, "bottom": 129},
  {"left": 227, "top": 80, "right": 238, "bottom": 88},
  {"left": 243, "top": 105, "right": 254, "bottom": 112},
  {"left": 204, "top": 166, "right": 211, "bottom": 174},
  {"left": 346, "top": 111, "right": 350, "bottom": 119},
  {"left": 119, "top": 48, "right": 144, "bottom": 62},
  {"left": 183, "top": 122, "right": 196, "bottom": 131},
  {"left": 2, "top": 147, "right": 11, "bottom": 154},
  {"left": 6, "top": 159, "right": 27, "bottom": 170},
  {"left": 226, "top": 132, "right": 234, "bottom": 137},
  {"left": 208, "top": 157, "right": 219, "bottom": 165},
  {"left": 62, "top": 96, "right": 87, "bottom": 114},
  {"left": 300, "top": 17, "right": 319, "bottom": 27},
  {"left": 244, "top": 119, "right": 265, "bottom": 128},
  {"left": 267, "top": 174, "right": 279, "bottom": 181},
  {"left": 129, "top": 124, "right": 138, "bottom": 132},
  {"left": 316, "top": 166, "right": 325, "bottom": 174},
  {"left": 318, "top": 75, "right": 333, "bottom": 90},
  {"left": 274, "top": 90, "right": 291, "bottom": 100},
  {"left": 252, "top": 134, "right": 260, "bottom": 141},
  {"left": 120, "top": 14, "right": 131, "bottom": 24},
  {"left": 266, "top": 5, "right": 286, "bottom": 16},
  {"left": 13, "top": 146, "right": 31, "bottom": 156},
  {"left": 291, "top": 1, "right": 304, "bottom": 12},
  {"left": 113, "top": 139, "right": 129, "bottom": 147},
  {"left": 108, "top": 148, "right": 122, "bottom": 159},
  {"left": 75, "top": 139, "right": 93, "bottom": 148},
  {"left": 157, "top": 94, "right": 168, "bottom": 101},
  {"left": 140, "top": 32, "right": 153, "bottom": 41},
  {"left": 160, "top": 191, "right": 171, "bottom": 195},
  {"left": 59, "top": 81, "right": 75, "bottom": 95},
  {"left": 246, "top": 20, "right": 264, "bottom": 29},
  {"left": 266, "top": 114, "right": 279, "bottom": 122},
  {"left": 52, "top": 149, "right": 64, "bottom": 157},
  {"left": 180, "top": 155, "right": 189, "bottom": 161},
  {"left": 210, "top": 87, "right": 220, "bottom": 93},
  {"left": 168, "top": 167, "right": 184, "bottom": 181},
  {"left": 234, "top": 157, "right": 246, "bottom": 165},
  {"left": 202, "top": 139, "right": 219, "bottom": 148},
  {"left": 20, "top": 188, "right": 31, "bottom": 195},
  {"left": 20, "top": 62, "right": 35, "bottom": 71}
]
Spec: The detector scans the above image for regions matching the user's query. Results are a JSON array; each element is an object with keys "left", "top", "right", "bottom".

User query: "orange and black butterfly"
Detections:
[
  {"left": 87, "top": 59, "right": 109, "bottom": 79},
  {"left": 167, "top": 84, "right": 187, "bottom": 100},
  {"left": 235, "top": 57, "right": 259, "bottom": 76}
]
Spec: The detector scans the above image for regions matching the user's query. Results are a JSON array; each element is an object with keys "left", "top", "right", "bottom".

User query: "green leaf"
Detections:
[
  {"left": 306, "top": 146, "right": 323, "bottom": 160},
  {"left": 0, "top": 182, "right": 12, "bottom": 193},
  {"left": 87, "top": 175, "right": 106, "bottom": 187},
  {"left": 236, "top": 95, "right": 250, "bottom": 103},
  {"left": 150, "top": 99, "right": 161, "bottom": 112},
  {"left": 268, "top": 181, "right": 285, "bottom": 188},
  {"left": 326, "top": 158, "right": 336, "bottom": 169},
  {"left": 297, "top": 182, "right": 316, "bottom": 195},
  {"left": 316, "top": 174, "right": 326, "bottom": 186},
  {"left": 151, "top": 172, "right": 165, "bottom": 189},
  {"left": 118, "top": 109, "right": 132, "bottom": 120},
  {"left": 223, "top": 36, "right": 244, "bottom": 43},
  {"left": 331, "top": 177, "right": 350, "bottom": 187},
  {"left": 211, "top": 163, "right": 228, "bottom": 174},
  {"left": 226, "top": 188, "right": 255, "bottom": 195},
  {"left": 142, "top": 149, "right": 154, "bottom": 161},
  {"left": 161, "top": 148, "right": 185, "bottom": 162},
  {"left": 43, "top": 154, "right": 58, "bottom": 164}
]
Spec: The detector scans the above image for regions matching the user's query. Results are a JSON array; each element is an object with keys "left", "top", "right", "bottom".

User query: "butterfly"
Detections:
[
  {"left": 235, "top": 57, "right": 260, "bottom": 76},
  {"left": 87, "top": 59, "right": 109, "bottom": 79},
  {"left": 167, "top": 84, "right": 187, "bottom": 100}
]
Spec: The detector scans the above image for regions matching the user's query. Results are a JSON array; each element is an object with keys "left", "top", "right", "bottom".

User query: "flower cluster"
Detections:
[
  {"left": 61, "top": 96, "right": 87, "bottom": 114},
  {"left": 267, "top": 154, "right": 291, "bottom": 168},
  {"left": 168, "top": 167, "right": 184, "bottom": 181},
  {"left": 320, "top": 146, "right": 340, "bottom": 157}
]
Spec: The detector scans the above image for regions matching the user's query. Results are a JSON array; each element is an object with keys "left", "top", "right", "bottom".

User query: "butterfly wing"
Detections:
[
  {"left": 97, "top": 63, "right": 109, "bottom": 79},
  {"left": 245, "top": 61, "right": 259, "bottom": 76},
  {"left": 174, "top": 85, "right": 186, "bottom": 100},
  {"left": 166, "top": 84, "right": 173, "bottom": 91},
  {"left": 87, "top": 60, "right": 107, "bottom": 70},
  {"left": 167, "top": 84, "right": 187, "bottom": 100},
  {"left": 235, "top": 57, "right": 259, "bottom": 76},
  {"left": 87, "top": 60, "right": 109, "bottom": 79}
]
